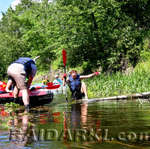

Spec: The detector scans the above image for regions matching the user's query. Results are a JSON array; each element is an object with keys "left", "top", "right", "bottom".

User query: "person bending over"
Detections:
[{"left": 6, "top": 57, "right": 37, "bottom": 111}]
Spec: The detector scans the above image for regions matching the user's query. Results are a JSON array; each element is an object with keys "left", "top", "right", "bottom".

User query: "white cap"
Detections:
[{"left": 55, "top": 74, "right": 59, "bottom": 78}]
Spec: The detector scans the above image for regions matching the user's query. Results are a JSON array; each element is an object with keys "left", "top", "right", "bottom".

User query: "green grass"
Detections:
[{"left": 84, "top": 63, "right": 150, "bottom": 98}]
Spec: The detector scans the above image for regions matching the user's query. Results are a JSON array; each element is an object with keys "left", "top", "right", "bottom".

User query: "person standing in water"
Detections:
[{"left": 63, "top": 70, "right": 100, "bottom": 100}]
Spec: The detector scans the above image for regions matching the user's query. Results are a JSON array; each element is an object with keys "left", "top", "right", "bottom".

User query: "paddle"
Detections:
[
  {"left": 62, "top": 49, "right": 68, "bottom": 102},
  {"left": 33, "top": 56, "right": 40, "bottom": 62},
  {"left": 62, "top": 49, "right": 67, "bottom": 73}
]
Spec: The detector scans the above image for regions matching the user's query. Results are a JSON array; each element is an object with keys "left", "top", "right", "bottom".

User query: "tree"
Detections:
[{"left": 51, "top": 0, "right": 143, "bottom": 73}]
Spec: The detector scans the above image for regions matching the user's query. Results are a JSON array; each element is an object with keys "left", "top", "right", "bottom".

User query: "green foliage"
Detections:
[
  {"left": 5, "top": 102, "right": 20, "bottom": 108},
  {"left": 52, "top": 0, "right": 145, "bottom": 72},
  {"left": 4, "top": 102, "right": 20, "bottom": 113},
  {"left": 140, "top": 36, "right": 150, "bottom": 62},
  {"left": 0, "top": 0, "right": 150, "bottom": 79}
]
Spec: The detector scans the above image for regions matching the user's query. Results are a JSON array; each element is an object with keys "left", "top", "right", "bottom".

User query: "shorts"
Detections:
[
  {"left": 71, "top": 90, "right": 85, "bottom": 100},
  {"left": 7, "top": 63, "right": 27, "bottom": 90}
]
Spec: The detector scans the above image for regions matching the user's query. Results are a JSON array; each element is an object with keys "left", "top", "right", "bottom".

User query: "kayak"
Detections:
[
  {"left": 0, "top": 81, "right": 61, "bottom": 92},
  {"left": 0, "top": 88, "right": 53, "bottom": 106},
  {"left": 31, "top": 82, "right": 60, "bottom": 90}
]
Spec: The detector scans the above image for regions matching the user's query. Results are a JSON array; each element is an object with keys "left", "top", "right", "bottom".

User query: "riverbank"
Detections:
[{"left": 85, "top": 61, "right": 150, "bottom": 98}]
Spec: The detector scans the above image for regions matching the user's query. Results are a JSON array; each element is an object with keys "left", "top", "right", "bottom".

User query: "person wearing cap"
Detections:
[
  {"left": 6, "top": 57, "right": 37, "bottom": 112},
  {"left": 63, "top": 70, "right": 100, "bottom": 100},
  {"left": 53, "top": 74, "right": 63, "bottom": 85}
]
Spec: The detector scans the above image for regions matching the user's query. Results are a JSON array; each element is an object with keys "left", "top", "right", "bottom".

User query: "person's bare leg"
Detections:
[
  {"left": 81, "top": 82, "right": 88, "bottom": 99},
  {"left": 5, "top": 80, "right": 13, "bottom": 92},
  {"left": 13, "top": 86, "right": 19, "bottom": 98},
  {"left": 22, "top": 89, "right": 29, "bottom": 106}
]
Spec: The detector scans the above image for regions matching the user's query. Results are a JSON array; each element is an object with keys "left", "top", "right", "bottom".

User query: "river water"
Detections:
[{"left": 0, "top": 97, "right": 150, "bottom": 149}]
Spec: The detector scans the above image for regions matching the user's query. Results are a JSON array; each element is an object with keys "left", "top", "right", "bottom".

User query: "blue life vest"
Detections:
[
  {"left": 68, "top": 74, "right": 81, "bottom": 92},
  {"left": 13, "top": 57, "right": 35, "bottom": 76}
]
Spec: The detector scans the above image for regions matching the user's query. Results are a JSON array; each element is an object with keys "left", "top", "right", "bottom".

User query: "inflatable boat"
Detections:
[
  {"left": 0, "top": 81, "right": 60, "bottom": 106},
  {"left": 0, "top": 89, "right": 53, "bottom": 106}
]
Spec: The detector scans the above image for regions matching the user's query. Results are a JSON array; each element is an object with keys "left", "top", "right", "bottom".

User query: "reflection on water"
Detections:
[
  {"left": 63, "top": 102, "right": 89, "bottom": 142},
  {"left": 1, "top": 99, "right": 150, "bottom": 148},
  {"left": 8, "top": 112, "right": 36, "bottom": 147},
  {"left": 70, "top": 103, "right": 88, "bottom": 129}
]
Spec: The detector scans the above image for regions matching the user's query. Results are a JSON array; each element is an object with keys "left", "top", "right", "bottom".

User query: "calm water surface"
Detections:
[{"left": 1, "top": 98, "right": 150, "bottom": 149}]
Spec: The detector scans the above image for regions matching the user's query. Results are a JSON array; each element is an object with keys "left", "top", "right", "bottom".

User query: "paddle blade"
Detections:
[{"left": 62, "top": 49, "right": 67, "bottom": 67}]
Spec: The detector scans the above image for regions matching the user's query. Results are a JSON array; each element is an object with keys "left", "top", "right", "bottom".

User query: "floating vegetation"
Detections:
[{"left": 4, "top": 102, "right": 21, "bottom": 113}]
